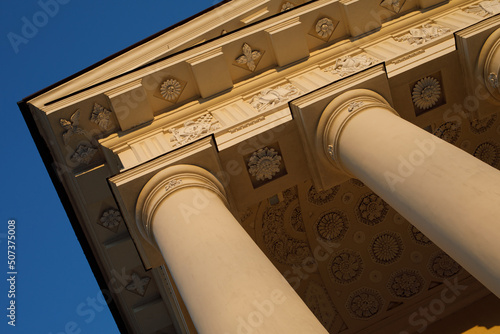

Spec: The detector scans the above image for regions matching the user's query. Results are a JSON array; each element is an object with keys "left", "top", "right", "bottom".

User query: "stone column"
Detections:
[
  {"left": 136, "top": 165, "right": 327, "bottom": 334},
  {"left": 318, "top": 89, "right": 500, "bottom": 297},
  {"left": 478, "top": 26, "right": 500, "bottom": 102}
]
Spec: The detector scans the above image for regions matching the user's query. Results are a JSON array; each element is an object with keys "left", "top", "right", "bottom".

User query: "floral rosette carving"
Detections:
[
  {"left": 388, "top": 269, "right": 425, "bottom": 298},
  {"left": 160, "top": 79, "right": 183, "bottom": 102},
  {"left": 433, "top": 122, "right": 461, "bottom": 144},
  {"left": 428, "top": 251, "right": 461, "bottom": 278},
  {"left": 248, "top": 147, "right": 282, "bottom": 181},
  {"left": 473, "top": 142, "right": 500, "bottom": 167},
  {"left": 99, "top": 209, "right": 123, "bottom": 230},
  {"left": 408, "top": 225, "right": 432, "bottom": 246},
  {"left": 369, "top": 231, "right": 404, "bottom": 265},
  {"left": 412, "top": 77, "right": 441, "bottom": 110},
  {"left": 315, "top": 210, "right": 349, "bottom": 243},
  {"left": 346, "top": 288, "right": 384, "bottom": 319},
  {"left": 329, "top": 249, "right": 364, "bottom": 284},
  {"left": 90, "top": 103, "right": 112, "bottom": 130},
  {"left": 356, "top": 192, "right": 389, "bottom": 226},
  {"left": 315, "top": 18, "right": 335, "bottom": 39}
]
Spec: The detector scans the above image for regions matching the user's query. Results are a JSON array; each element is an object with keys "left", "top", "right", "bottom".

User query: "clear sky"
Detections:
[{"left": 0, "top": 1, "right": 215, "bottom": 332}]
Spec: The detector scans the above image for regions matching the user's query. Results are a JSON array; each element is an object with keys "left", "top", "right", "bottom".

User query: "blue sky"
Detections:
[{"left": 0, "top": 1, "right": 214, "bottom": 332}]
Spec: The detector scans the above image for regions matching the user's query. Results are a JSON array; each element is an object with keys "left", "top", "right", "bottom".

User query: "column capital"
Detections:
[
  {"left": 135, "top": 164, "right": 228, "bottom": 245},
  {"left": 478, "top": 26, "right": 500, "bottom": 102},
  {"left": 317, "top": 89, "right": 398, "bottom": 173}
]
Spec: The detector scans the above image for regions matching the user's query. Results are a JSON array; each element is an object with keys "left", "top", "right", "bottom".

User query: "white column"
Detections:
[
  {"left": 318, "top": 89, "right": 500, "bottom": 297},
  {"left": 136, "top": 165, "right": 327, "bottom": 334}
]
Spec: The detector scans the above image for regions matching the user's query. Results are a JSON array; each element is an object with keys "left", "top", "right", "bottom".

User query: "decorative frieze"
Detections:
[
  {"left": 464, "top": 0, "right": 500, "bottom": 17},
  {"left": 324, "top": 54, "right": 378, "bottom": 77},
  {"left": 168, "top": 113, "right": 221, "bottom": 147},
  {"left": 391, "top": 49, "right": 425, "bottom": 64},
  {"left": 248, "top": 84, "right": 301, "bottom": 112},
  {"left": 60, "top": 109, "right": 85, "bottom": 145},
  {"left": 394, "top": 24, "right": 451, "bottom": 45},
  {"left": 235, "top": 43, "right": 263, "bottom": 72}
]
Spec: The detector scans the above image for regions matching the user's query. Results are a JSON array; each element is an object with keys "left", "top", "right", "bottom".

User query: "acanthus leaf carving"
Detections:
[{"left": 90, "top": 103, "right": 112, "bottom": 130}]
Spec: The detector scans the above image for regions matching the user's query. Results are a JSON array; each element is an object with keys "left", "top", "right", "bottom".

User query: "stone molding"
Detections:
[
  {"left": 478, "top": 26, "right": 500, "bottom": 102},
  {"left": 135, "top": 164, "right": 228, "bottom": 245},
  {"left": 317, "top": 89, "right": 399, "bottom": 173}
]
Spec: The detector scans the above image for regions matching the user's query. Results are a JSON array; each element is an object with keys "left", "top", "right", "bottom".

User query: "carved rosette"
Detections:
[
  {"left": 310, "top": 17, "right": 338, "bottom": 41},
  {"left": 71, "top": 144, "right": 97, "bottom": 165},
  {"left": 387, "top": 269, "right": 425, "bottom": 298},
  {"left": 90, "top": 103, "right": 112, "bottom": 130},
  {"left": 355, "top": 192, "right": 389, "bottom": 226},
  {"left": 99, "top": 209, "right": 123, "bottom": 231},
  {"left": 346, "top": 288, "right": 384, "bottom": 319},
  {"left": 315, "top": 210, "right": 349, "bottom": 243},
  {"left": 235, "top": 43, "right": 263, "bottom": 72},
  {"left": 369, "top": 231, "right": 404, "bottom": 265},
  {"left": 408, "top": 224, "right": 433, "bottom": 246},
  {"left": 307, "top": 185, "right": 339, "bottom": 205},
  {"left": 433, "top": 122, "right": 461, "bottom": 144},
  {"left": 473, "top": 142, "right": 500, "bottom": 167},
  {"left": 469, "top": 113, "right": 497, "bottom": 134},
  {"left": 329, "top": 249, "right": 364, "bottom": 284},
  {"left": 160, "top": 78, "right": 184, "bottom": 103},
  {"left": 380, "top": 0, "right": 407, "bottom": 13},
  {"left": 412, "top": 77, "right": 442, "bottom": 110},
  {"left": 324, "top": 54, "right": 378, "bottom": 77},
  {"left": 125, "top": 272, "right": 151, "bottom": 296},
  {"left": 248, "top": 147, "right": 282, "bottom": 181},
  {"left": 428, "top": 251, "right": 461, "bottom": 278}
]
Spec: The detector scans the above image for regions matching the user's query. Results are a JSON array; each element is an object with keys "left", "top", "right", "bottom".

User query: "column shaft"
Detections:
[
  {"left": 323, "top": 91, "right": 500, "bottom": 297},
  {"left": 142, "top": 167, "right": 327, "bottom": 334}
]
